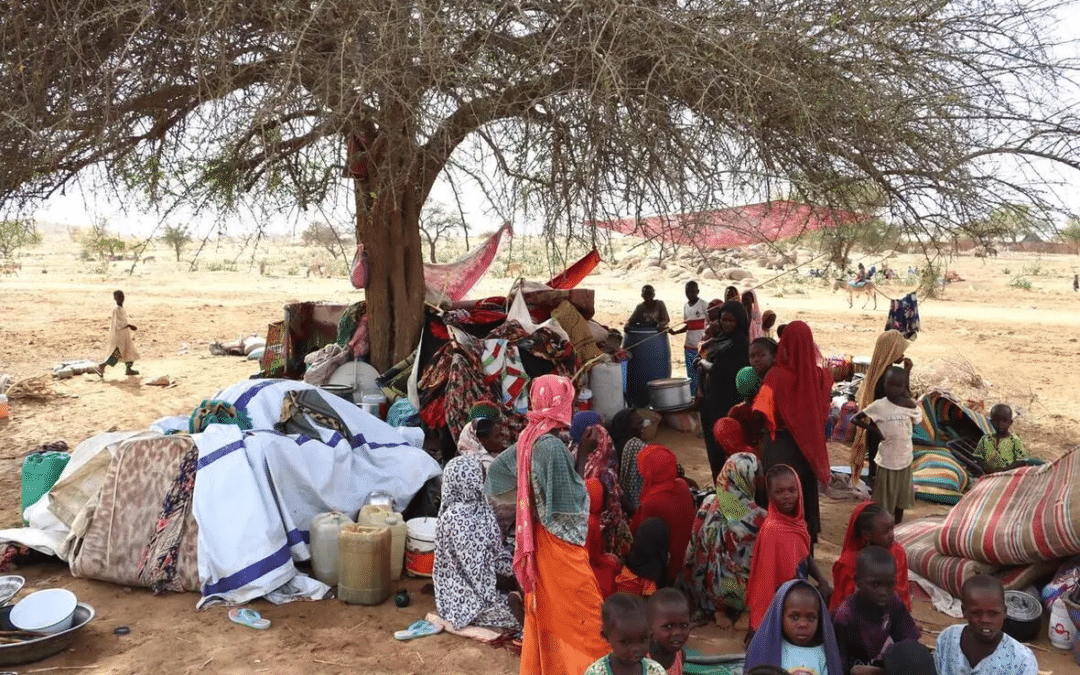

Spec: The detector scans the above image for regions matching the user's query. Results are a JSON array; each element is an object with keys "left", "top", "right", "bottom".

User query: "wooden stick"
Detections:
[
  {"left": 312, "top": 659, "right": 347, "bottom": 668},
  {"left": 26, "top": 667, "right": 97, "bottom": 673}
]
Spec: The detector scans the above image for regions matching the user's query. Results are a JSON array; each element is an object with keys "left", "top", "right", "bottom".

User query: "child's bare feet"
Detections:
[
  {"left": 733, "top": 612, "right": 750, "bottom": 631},
  {"left": 714, "top": 610, "right": 733, "bottom": 629}
]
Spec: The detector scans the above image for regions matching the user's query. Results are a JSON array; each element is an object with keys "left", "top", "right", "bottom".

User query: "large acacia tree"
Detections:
[{"left": 2, "top": 0, "right": 1079, "bottom": 368}]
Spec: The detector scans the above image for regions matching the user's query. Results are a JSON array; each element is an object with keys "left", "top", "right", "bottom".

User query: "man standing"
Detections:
[
  {"left": 98, "top": 290, "right": 139, "bottom": 377},
  {"left": 672, "top": 281, "right": 708, "bottom": 396}
]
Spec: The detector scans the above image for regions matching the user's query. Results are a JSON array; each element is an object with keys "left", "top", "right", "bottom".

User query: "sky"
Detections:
[{"left": 31, "top": 1, "right": 1080, "bottom": 240}]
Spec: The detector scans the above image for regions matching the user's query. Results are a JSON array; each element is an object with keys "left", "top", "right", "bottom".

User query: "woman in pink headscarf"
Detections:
[{"left": 512, "top": 374, "right": 607, "bottom": 674}]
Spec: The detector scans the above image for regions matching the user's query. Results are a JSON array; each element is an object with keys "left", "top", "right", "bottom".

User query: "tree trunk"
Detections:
[{"left": 354, "top": 169, "right": 426, "bottom": 372}]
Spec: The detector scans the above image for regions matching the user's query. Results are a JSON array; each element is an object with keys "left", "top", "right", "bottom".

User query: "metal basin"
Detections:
[
  {"left": 648, "top": 377, "right": 692, "bottom": 411},
  {"left": 0, "top": 602, "right": 94, "bottom": 666}
]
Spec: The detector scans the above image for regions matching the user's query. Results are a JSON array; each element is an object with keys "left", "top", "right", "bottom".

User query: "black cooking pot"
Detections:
[{"left": 1003, "top": 590, "right": 1042, "bottom": 643}]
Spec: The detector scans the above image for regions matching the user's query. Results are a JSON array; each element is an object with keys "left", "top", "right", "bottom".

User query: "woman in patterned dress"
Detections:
[
  {"left": 433, "top": 455, "right": 520, "bottom": 631},
  {"left": 679, "top": 452, "right": 767, "bottom": 627}
]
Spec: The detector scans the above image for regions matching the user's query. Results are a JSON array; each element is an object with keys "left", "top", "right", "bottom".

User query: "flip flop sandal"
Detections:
[
  {"left": 228, "top": 607, "right": 271, "bottom": 630},
  {"left": 394, "top": 619, "right": 442, "bottom": 641}
]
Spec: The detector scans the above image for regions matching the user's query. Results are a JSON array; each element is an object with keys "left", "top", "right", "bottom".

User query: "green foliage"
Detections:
[
  {"left": 80, "top": 221, "right": 126, "bottom": 274},
  {"left": 0, "top": 219, "right": 41, "bottom": 259},
  {"left": 1010, "top": 276, "right": 1033, "bottom": 290},
  {"left": 161, "top": 224, "right": 192, "bottom": 262},
  {"left": 1020, "top": 260, "right": 1042, "bottom": 276}
]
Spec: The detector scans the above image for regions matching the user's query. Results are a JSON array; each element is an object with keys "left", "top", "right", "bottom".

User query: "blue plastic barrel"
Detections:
[{"left": 623, "top": 328, "right": 672, "bottom": 408}]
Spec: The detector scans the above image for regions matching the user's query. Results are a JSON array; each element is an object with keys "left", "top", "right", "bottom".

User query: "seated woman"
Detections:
[
  {"left": 611, "top": 408, "right": 650, "bottom": 513},
  {"left": 434, "top": 455, "right": 521, "bottom": 631},
  {"left": 586, "top": 478, "right": 623, "bottom": 598},
  {"left": 632, "top": 445, "right": 695, "bottom": 586},
  {"left": 680, "top": 452, "right": 767, "bottom": 628},
  {"left": 575, "top": 411, "right": 633, "bottom": 559},
  {"left": 456, "top": 401, "right": 506, "bottom": 469}
]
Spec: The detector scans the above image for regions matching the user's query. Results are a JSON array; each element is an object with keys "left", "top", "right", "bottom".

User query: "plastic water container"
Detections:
[
  {"left": 404, "top": 517, "right": 438, "bottom": 577},
  {"left": 0, "top": 393, "right": 9, "bottom": 419},
  {"left": 21, "top": 452, "right": 70, "bottom": 522},
  {"left": 589, "top": 361, "right": 624, "bottom": 424},
  {"left": 1049, "top": 597, "right": 1076, "bottom": 649},
  {"left": 357, "top": 506, "right": 407, "bottom": 581},
  {"left": 337, "top": 524, "right": 391, "bottom": 605},
  {"left": 310, "top": 511, "right": 355, "bottom": 586}
]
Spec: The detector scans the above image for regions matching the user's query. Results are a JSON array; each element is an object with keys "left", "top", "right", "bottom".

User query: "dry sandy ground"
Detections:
[{"left": 1, "top": 232, "right": 1079, "bottom": 673}]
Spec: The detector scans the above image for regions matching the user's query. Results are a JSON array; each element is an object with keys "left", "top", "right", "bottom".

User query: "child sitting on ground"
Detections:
[
  {"left": 745, "top": 580, "right": 843, "bottom": 675},
  {"left": 831, "top": 546, "right": 921, "bottom": 675},
  {"left": 934, "top": 575, "right": 1037, "bottom": 675},
  {"left": 648, "top": 588, "right": 691, "bottom": 675},
  {"left": 974, "top": 404, "right": 1028, "bottom": 473},
  {"left": 746, "top": 465, "right": 833, "bottom": 634},
  {"left": 852, "top": 368, "right": 921, "bottom": 524},
  {"left": 585, "top": 593, "right": 667, "bottom": 675},
  {"left": 616, "top": 517, "right": 669, "bottom": 597},
  {"left": 830, "top": 503, "right": 910, "bottom": 612}
]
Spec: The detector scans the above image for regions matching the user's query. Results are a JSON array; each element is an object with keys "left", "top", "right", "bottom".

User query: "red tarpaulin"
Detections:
[
  {"left": 350, "top": 222, "right": 513, "bottom": 302},
  {"left": 590, "top": 200, "right": 868, "bottom": 248},
  {"left": 547, "top": 248, "right": 601, "bottom": 290}
]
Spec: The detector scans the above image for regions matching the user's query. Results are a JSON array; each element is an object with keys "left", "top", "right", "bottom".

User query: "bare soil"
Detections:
[{"left": 1, "top": 234, "right": 1078, "bottom": 674}]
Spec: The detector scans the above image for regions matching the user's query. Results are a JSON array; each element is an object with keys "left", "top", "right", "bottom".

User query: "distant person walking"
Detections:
[
  {"left": 1074, "top": 274, "right": 1078, "bottom": 292},
  {"left": 98, "top": 290, "right": 139, "bottom": 377}
]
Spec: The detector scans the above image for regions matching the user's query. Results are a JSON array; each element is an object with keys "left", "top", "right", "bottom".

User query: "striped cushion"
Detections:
[
  {"left": 937, "top": 448, "right": 1080, "bottom": 565},
  {"left": 912, "top": 448, "right": 969, "bottom": 504},
  {"left": 897, "top": 518, "right": 997, "bottom": 597}
]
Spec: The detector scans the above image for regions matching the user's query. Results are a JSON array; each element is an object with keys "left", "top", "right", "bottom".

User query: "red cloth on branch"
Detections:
[{"left": 547, "top": 249, "right": 601, "bottom": 290}]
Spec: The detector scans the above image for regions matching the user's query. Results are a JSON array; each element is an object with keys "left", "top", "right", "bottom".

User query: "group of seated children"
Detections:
[
  {"left": 584, "top": 589, "right": 690, "bottom": 675},
  {"left": 736, "top": 549, "right": 1037, "bottom": 675}
]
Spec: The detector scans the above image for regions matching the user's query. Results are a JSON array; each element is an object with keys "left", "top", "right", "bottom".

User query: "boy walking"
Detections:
[{"left": 98, "top": 290, "right": 139, "bottom": 377}]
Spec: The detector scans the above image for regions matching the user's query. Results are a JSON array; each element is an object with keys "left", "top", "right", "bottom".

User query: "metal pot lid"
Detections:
[
  {"left": 648, "top": 378, "right": 691, "bottom": 388},
  {"left": 1004, "top": 590, "right": 1042, "bottom": 621}
]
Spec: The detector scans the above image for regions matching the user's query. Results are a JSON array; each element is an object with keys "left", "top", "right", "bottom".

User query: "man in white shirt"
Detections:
[{"left": 672, "top": 280, "right": 708, "bottom": 396}]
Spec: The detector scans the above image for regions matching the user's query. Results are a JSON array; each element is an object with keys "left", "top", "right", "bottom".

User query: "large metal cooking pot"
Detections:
[{"left": 648, "top": 377, "right": 692, "bottom": 411}]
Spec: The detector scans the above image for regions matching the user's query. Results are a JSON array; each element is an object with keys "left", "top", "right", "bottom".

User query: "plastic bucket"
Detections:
[
  {"left": 577, "top": 388, "right": 593, "bottom": 412},
  {"left": 404, "top": 517, "right": 437, "bottom": 577},
  {"left": 361, "top": 393, "right": 387, "bottom": 419},
  {"left": 21, "top": 452, "right": 70, "bottom": 522}
]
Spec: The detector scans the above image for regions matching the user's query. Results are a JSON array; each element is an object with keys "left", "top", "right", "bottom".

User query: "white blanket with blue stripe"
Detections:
[{"left": 192, "top": 380, "right": 441, "bottom": 607}]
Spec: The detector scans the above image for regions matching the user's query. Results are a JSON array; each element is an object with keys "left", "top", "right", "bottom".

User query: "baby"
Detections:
[{"left": 584, "top": 593, "right": 667, "bottom": 675}]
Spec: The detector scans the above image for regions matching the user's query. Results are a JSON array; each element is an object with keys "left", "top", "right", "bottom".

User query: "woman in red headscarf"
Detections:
[
  {"left": 510, "top": 374, "right": 608, "bottom": 674},
  {"left": 753, "top": 320, "right": 832, "bottom": 544},
  {"left": 631, "top": 445, "right": 696, "bottom": 585}
]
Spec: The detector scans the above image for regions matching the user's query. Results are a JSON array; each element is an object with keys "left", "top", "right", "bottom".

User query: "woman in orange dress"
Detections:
[{"left": 486, "top": 374, "right": 608, "bottom": 674}]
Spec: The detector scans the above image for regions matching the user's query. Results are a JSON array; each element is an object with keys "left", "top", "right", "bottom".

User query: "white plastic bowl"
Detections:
[{"left": 10, "top": 588, "right": 78, "bottom": 634}]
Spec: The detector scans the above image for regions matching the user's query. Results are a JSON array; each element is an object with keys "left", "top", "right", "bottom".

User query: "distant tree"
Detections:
[
  {"left": 0, "top": 219, "right": 41, "bottom": 260},
  {"left": 2, "top": 1, "right": 1080, "bottom": 367},
  {"left": 82, "top": 221, "right": 126, "bottom": 261},
  {"left": 419, "top": 204, "right": 469, "bottom": 263},
  {"left": 300, "top": 221, "right": 351, "bottom": 261},
  {"left": 1061, "top": 218, "right": 1080, "bottom": 255},
  {"left": 160, "top": 224, "right": 192, "bottom": 262}
]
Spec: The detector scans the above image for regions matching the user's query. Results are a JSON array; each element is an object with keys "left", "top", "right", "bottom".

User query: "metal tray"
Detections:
[{"left": 0, "top": 602, "right": 94, "bottom": 666}]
